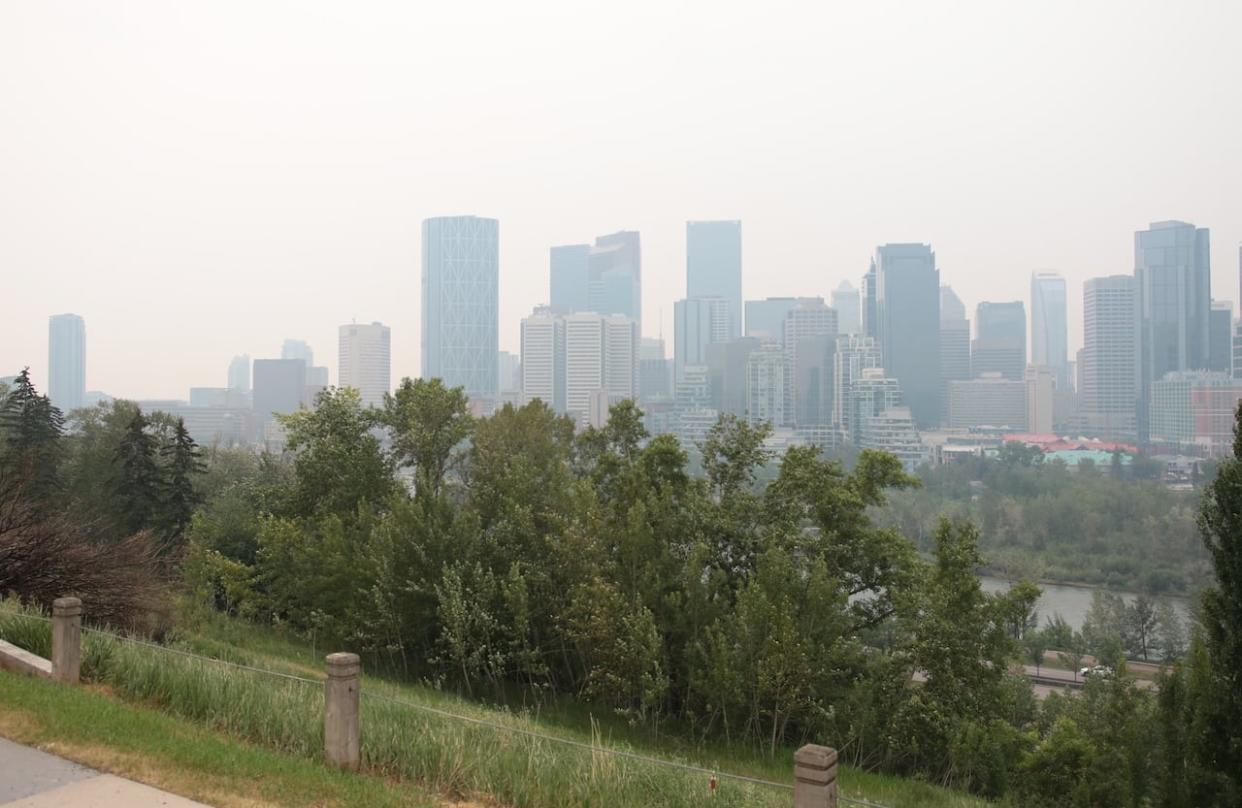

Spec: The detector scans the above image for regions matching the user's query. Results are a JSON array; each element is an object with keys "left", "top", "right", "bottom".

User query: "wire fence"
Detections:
[{"left": 0, "top": 607, "right": 891, "bottom": 807}]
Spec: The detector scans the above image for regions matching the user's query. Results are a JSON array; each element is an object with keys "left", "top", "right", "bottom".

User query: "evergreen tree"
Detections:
[
  {"left": 0, "top": 368, "right": 65, "bottom": 501},
  {"left": 158, "top": 418, "right": 205, "bottom": 545},
  {"left": 113, "top": 410, "right": 161, "bottom": 537}
]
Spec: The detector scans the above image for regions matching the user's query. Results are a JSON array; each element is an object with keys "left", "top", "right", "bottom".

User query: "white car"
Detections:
[{"left": 1079, "top": 664, "right": 1113, "bottom": 679}]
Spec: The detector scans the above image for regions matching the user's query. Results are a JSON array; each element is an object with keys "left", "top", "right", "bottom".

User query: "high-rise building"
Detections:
[
  {"left": 526, "top": 311, "right": 638, "bottom": 424},
  {"left": 832, "top": 281, "right": 862, "bottom": 336},
  {"left": 588, "top": 231, "right": 641, "bottom": 335},
  {"left": 1031, "top": 273, "right": 1069, "bottom": 388},
  {"left": 253, "top": 358, "right": 306, "bottom": 442},
  {"left": 550, "top": 244, "right": 591, "bottom": 314},
  {"left": 973, "top": 301, "right": 1026, "bottom": 380},
  {"left": 520, "top": 307, "right": 560, "bottom": 409},
  {"left": 422, "top": 215, "right": 500, "bottom": 402},
  {"left": 227, "top": 354, "right": 251, "bottom": 393},
  {"left": 638, "top": 337, "right": 671, "bottom": 401},
  {"left": 833, "top": 335, "right": 883, "bottom": 436},
  {"left": 939, "top": 286, "right": 971, "bottom": 396},
  {"left": 1209, "top": 301, "right": 1232, "bottom": 374},
  {"left": 939, "top": 285, "right": 966, "bottom": 321},
  {"left": 281, "top": 339, "right": 314, "bottom": 367},
  {"left": 874, "top": 244, "right": 941, "bottom": 427},
  {"left": 686, "top": 221, "right": 742, "bottom": 339},
  {"left": 338, "top": 322, "right": 391, "bottom": 408},
  {"left": 1026, "top": 365, "right": 1055, "bottom": 434},
  {"left": 47, "top": 314, "right": 85, "bottom": 413},
  {"left": 783, "top": 299, "right": 838, "bottom": 427},
  {"left": 744, "top": 297, "right": 798, "bottom": 343},
  {"left": 601, "top": 315, "right": 640, "bottom": 405},
  {"left": 746, "top": 345, "right": 786, "bottom": 427},
  {"left": 947, "top": 374, "right": 1027, "bottom": 430},
  {"left": 851, "top": 368, "right": 904, "bottom": 422},
  {"left": 674, "top": 297, "right": 730, "bottom": 383},
  {"left": 862, "top": 261, "right": 878, "bottom": 338},
  {"left": 1081, "top": 275, "right": 1139, "bottom": 438},
  {"left": 498, "top": 351, "right": 521, "bottom": 394},
  {"left": 1135, "top": 221, "right": 1211, "bottom": 437},
  {"left": 562, "top": 314, "right": 604, "bottom": 421},
  {"left": 707, "top": 337, "right": 760, "bottom": 417}
]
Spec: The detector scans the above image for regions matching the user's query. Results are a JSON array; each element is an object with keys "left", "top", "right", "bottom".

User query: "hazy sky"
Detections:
[{"left": 2, "top": 1, "right": 1240, "bottom": 399}]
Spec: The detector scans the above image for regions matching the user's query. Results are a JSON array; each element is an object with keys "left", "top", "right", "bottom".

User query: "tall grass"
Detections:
[
  {"left": 1, "top": 603, "right": 984, "bottom": 807},
  {"left": 0, "top": 603, "right": 786, "bottom": 807}
]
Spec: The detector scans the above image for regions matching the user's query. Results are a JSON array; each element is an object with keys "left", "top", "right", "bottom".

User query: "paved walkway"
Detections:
[{"left": 0, "top": 737, "right": 211, "bottom": 807}]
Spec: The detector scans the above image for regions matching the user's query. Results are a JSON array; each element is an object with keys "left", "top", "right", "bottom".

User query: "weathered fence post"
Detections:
[
  {"left": 324, "top": 652, "right": 361, "bottom": 770},
  {"left": 794, "top": 744, "right": 838, "bottom": 808},
  {"left": 51, "top": 597, "right": 82, "bottom": 684}
]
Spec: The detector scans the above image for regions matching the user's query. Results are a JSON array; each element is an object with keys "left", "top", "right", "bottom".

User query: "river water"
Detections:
[{"left": 978, "top": 576, "right": 1193, "bottom": 632}]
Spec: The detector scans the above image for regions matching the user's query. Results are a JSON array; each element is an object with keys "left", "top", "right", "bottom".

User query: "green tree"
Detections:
[
  {"left": 1178, "top": 402, "right": 1242, "bottom": 801},
  {"left": 157, "top": 418, "right": 205, "bottom": 546},
  {"left": 1026, "top": 630, "right": 1049, "bottom": 676},
  {"left": 1058, "top": 632, "right": 1088, "bottom": 682},
  {"left": 378, "top": 377, "right": 472, "bottom": 498},
  {"left": 0, "top": 368, "right": 65, "bottom": 501},
  {"left": 113, "top": 410, "right": 162, "bottom": 536},
  {"left": 280, "top": 387, "right": 395, "bottom": 518}
]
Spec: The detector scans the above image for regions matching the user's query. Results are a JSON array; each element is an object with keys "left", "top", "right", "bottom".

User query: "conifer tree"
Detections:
[
  {"left": 158, "top": 418, "right": 205, "bottom": 545},
  {"left": 0, "top": 368, "right": 65, "bottom": 500},
  {"left": 113, "top": 410, "right": 161, "bottom": 537}
]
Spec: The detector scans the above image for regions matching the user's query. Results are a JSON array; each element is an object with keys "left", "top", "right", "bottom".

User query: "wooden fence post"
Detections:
[
  {"left": 324, "top": 652, "right": 361, "bottom": 770},
  {"left": 51, "top": 597, "right": 82, "bottom": 684},
  {"left": 794, "top": 744, "right": 838, "bottom": 808}
]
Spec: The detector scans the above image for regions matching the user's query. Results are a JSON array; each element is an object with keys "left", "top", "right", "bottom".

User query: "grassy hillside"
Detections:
[{"left": 0, "top": 604, "right": 987, "bottom": 808}]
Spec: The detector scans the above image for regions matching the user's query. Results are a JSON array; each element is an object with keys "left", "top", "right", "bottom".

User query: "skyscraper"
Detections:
[
  {"left": 253, "top": 358, "right": 306, "bottom": 442},
  {"left": 588, "top": 231, "right": 641, "bottom": 335},
  {"left": 939, "top": 286, "right": 971, "bottom": 395},
  {"left": 674, "top": 297, "right": 730, "bottom": 383},
  {"left": 744, "top": 297, "right": 798, "bottom": 343},
  {"left": 638, "top": 337, "right": 671, "bottom": 401},
  {"left": 783, "top": 299, "right": 838, "bottom": 427},
  {"left": 707, "top": 337, "right": 760, "bottom": 417},
  {"left": 862, "top": 261, "right": 878, "bottom": 338},
  {"left": 227, "top": 354, "right": 251, "bottom": 393},
  {"left": 281, "top": 339, "right": 314, "bottom": 367},
  {"left": 686, "top": 220, "right": 742, "bottom": 339},
  {"left": 833, "top": 335, "right": 883, "bottom": 435},
  {"left": 522, "top": 310, "right": 638, "bottom": 424},
  {"left": 338, "top": 322, "right": 391, "bottom": 407},
  {"left": 1081, "top": 276, "right": 1139, "bottom": 437},
  {"left": 1030, "top": 272, "right": 1069, "bottom": 387},
  {"left": 1135, "top": 221, "right": 1210, "bottom": 437},
  {"left": 550, "top": 244, "right": 591, "bottom": 314},
  {"left": 422, "top": 215, "right": 500, "bottom": 401},
  {"left": 746, "top": 345, "right": 786, "bottom": 427},
  {"left": 47, "top": 313, "right": 85, "bottom": 413},
  {"left": 1209, "top": 301, "right": 1232, "bottom": 374},
  {"left": 520, "top": 307, "right": 560, "bottom": 409},
  {"left": 561, "top": 314, "right": 602, "bottom": 421},
  {"left": 832, "top": 281, "right": 861, "bottom": 336},
  {"left": 972, "top": 301, "right": 1026, "bottom": 380},
  {"left": 874, "top": 244, "right": 941, "bottom": 427}
]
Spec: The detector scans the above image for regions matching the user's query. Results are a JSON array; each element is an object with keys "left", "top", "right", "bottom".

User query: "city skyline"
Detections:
[{"left": 2, "top": 2, "right": 1240, "bottom": 399}]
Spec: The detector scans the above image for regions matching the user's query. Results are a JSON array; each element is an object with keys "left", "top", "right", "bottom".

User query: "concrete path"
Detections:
[{"left": 0, "top": 737, "right": 211, "bottom": 807}]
